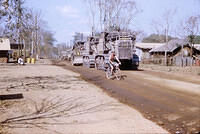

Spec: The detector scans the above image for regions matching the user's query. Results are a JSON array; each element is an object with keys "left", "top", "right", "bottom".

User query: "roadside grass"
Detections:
[
  {"left": 0, "top": 101, "right": 14, "bottom": 134},
  {"left": 0, "top": 124, "right": 7, "bottom": 134},
  {"left": 140, "top": 63, "right": 200, "bottom": 76},
  {"left": 0, "top": 124, "right": 4, "bottom": 134}
]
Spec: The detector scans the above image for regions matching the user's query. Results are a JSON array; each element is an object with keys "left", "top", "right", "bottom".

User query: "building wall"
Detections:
[
  {"left": 135, "top": 48, "right": 153, "bottom": 62},
  {"left": 173, "top": 56, "right": 193, "bottom": 66},
  {"left": 135, "top": 48, "right": 142, "bottom": 61},
  {"left": 0, "top": 38, "right": 11, "bottom": 50},
  {"left": 148, "top": 47, "right": 196, "bottom": 66}
]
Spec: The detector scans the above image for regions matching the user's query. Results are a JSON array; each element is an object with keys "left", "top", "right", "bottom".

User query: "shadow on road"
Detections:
[
  {"left": 0, "top": 94, "right": 23, "bottom": 101},
  {"left": 0, "top": 96, "right": 120, "bottom": 133},
  {"left": 121, "top": 68, "right": 144, "bottom": 71}
]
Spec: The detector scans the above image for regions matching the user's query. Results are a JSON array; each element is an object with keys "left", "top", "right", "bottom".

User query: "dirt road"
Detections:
[
  {"left": 57, "top": 61, "right": 200, "bottom": 134},
  {"left": 0, "top": 62, "right": 168, "bottom": 134}
]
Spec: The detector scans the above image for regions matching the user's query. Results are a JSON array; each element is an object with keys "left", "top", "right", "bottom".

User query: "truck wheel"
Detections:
[
  {"left": 95, "top": 63, "right": 99, "bottom": 70},
  {"left": 71, "top": 61, "right": 74, "bottom": 66}
]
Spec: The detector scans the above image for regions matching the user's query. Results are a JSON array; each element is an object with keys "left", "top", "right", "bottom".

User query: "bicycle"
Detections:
[{"left": 105, "top": 63, "right": 121, "bottom": 80}]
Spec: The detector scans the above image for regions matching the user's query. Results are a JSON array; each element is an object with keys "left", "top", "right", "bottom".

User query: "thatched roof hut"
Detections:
[{"left": 150, "top": 39, "right": 189, "bottom": 53}]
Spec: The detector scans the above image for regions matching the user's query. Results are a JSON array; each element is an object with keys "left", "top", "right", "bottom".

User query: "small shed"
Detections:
[{"left": 0, "top": 38, "right": 11, "bottom": 63}]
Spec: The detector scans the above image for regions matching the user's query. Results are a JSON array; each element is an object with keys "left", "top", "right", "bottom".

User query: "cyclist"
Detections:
[{"left": 109, "top": 51, "right": 121, "bottom": 75}]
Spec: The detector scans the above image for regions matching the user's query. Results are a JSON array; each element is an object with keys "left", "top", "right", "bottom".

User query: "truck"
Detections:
[
  {"left": 82, "top": 36, "right": 99, "bottom": 68},
  {"left": 61, "top": 50, "right": 72, "bottom": 61},
  {"left": 94, "top": 31, "right": 138, "bottom": 70},
  {"left": 71, "top": 40, "right": 85, "bottom": 66}
]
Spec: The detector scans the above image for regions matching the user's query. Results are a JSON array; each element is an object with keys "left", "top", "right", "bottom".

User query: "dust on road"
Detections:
[
  {"left": 57, "top": 61, "right": 200, "bottom": 134},
  {"left": 0, "top": 62, "right": 168, "bottom": 134}
]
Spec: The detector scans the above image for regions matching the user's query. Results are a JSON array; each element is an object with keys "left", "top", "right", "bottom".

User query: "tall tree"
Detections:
[
  {"left": 151, "top": 9, "right": 176, "bottom": 43},
  {"left": 40, "top": 30, "right": 56, "bottom": 58},
  {"left": 176, "top": 15, "right": 200, "bottom": 63},
  {"left": 1, "top": 0, "right": 57, "bottom": 59},
  {"left": 27, "top": 9, "right": 43, "bottom": 59},
  {"left": 0, "top": 0, "right": 25, "bottom": 40},
  {"left": 56, "top": 42, "right": 68, "bottom": 57},
  {"left": 85, "top": 0, "right": 138, "bottom": 32},
  {"left": 183, "top": 16, "right": 200, "bottom": 43}
]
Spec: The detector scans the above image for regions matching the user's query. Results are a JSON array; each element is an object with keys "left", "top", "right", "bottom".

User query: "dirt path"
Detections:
[
  {"left": 0, "top": 63, "right": 168, "bottom": 134},
  {"left": 56, "top": 61, "right": 200, "bottom": 134}
]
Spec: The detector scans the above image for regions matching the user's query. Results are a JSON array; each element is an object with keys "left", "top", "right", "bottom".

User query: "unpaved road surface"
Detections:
[
  {"left": 56, "top": 61, "right": 200, "bottom": 134},
  {"left": 0, "top": 63, "right": 168, "bottom": 134}
]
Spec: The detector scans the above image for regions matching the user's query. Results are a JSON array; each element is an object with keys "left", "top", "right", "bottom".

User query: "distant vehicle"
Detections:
[
  {"left": 71, "top": 41, "right": 85, "bottom": 66},
  {"left": 71, "top": 55, "right": 83, "bottom": 66},
  {"left": 61, "top": 50, "right": 72, "bottom": 61}
]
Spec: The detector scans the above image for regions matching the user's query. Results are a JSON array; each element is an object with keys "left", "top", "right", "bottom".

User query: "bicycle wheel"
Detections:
[
  {"left": 105, "top": 68, "right": 112, "bottom": 79},
  {"left": 115, "top": 68, "right": 121, "bottom": 80}
]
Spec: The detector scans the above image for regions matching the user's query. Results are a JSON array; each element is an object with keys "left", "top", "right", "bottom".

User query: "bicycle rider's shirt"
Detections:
[{"left": 109, "top": 54, "right": 118, "bottom": 63}]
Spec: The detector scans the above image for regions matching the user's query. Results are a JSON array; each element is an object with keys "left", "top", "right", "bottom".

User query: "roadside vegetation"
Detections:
[{"left": 0, "top": 0, "right": 68, "bottom": 59}]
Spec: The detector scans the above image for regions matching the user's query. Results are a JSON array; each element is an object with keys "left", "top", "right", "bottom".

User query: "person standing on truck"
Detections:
[{"left": 109, "top": 51, "right": 121, "bottom": 75}]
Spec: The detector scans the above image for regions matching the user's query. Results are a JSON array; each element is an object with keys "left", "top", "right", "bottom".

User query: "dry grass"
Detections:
[
  {"left": 140, "top": 63, "right": 200, "bottom": 75},
  {"left": 0, "top": 125, "right": 2, "bottom": 133},
  {"left": 0, "top": 102, "right": 7, "bottom": 134}
]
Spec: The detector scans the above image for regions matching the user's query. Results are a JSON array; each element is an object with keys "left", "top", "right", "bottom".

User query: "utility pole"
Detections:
[
  {"left": 23, "top": 39, "right": 26, "bottom": 60},
  {"left": 35, "top": 15, "right": 38, "bottom": 60},
  {"left": 92, "top": 26, "right": 94, "bottom": 36},
  {"left": 16, "top": 0, "right": 24, "bottom": 59},
  {"left": 181, "top": 42, "right": 183, "bottom": 67},
  {"left": 99, "top": 0, "right": 102, "bottom": 31},
  {"left": 165, "top": 28, "right": 168, "bottom": 66},
  {"left": 17, "top": 0, "right": 21, "bottom": 59},
  {"left": 189, "top": 35, "right": 195, "bottom": 66},
  {"left": 31, "top": 32, "right": 34, "bottom": 58},
  {"left": 103, "top": 0, "right": 107, "bottom": 31}
]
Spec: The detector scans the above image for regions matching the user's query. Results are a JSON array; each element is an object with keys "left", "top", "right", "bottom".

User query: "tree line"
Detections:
[
  {"left": 85, "top": 0, "right": 139, "bottom": 33},
  {"left": 146, "top": 11, "right": 200, "bottom": 44},
  {"left": 0, "top": 0, "right": 58, "bottom": 59},
  {"left": 85, "top": 0, "right": 200, "bottom": 45}
]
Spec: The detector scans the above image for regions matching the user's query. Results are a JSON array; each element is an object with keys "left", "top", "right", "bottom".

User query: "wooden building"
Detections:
[
  {"left": 135, "top": 43, "right": 164, "bottom": 61},
  {"left": 0, "top": 38, "right": 11, "bottom": 63},
  {"left": 10, "top": 42, "right": 25, "bottom": 60},
  {"left": 149, "top": 39, "right": 200, "bottom": 66}
]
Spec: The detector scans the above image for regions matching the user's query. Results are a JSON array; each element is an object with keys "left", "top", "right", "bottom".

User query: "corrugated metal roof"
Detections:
[
  {"left": 0, "top": 38, "right": 11, "bottom": 50},
  {"left": 150, "top": 39, "right": 189, "bottom": 53},
  {"left": 135, "top": 43, "right": 164, "bottom": 49}
]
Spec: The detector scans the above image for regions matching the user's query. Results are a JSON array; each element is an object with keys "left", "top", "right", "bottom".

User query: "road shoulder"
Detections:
[{"left": 0, "top": 64, "right": 168, "bottom": 134}]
